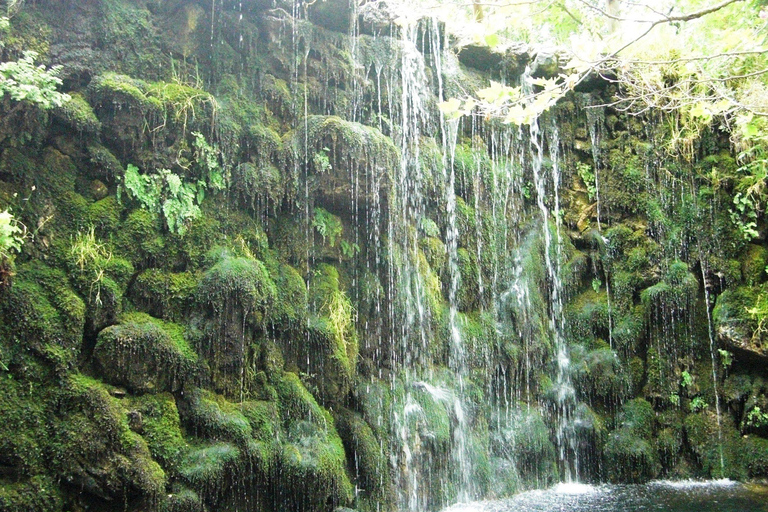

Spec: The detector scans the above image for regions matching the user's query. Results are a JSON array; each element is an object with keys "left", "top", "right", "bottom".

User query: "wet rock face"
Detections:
[{"left": 2, "top": 0, "right": 768, "bottom": 510}]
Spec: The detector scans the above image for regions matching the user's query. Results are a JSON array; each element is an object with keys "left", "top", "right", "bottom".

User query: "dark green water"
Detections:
[{"left": 442, "top": 481, "right": 768, "bottom": 512}]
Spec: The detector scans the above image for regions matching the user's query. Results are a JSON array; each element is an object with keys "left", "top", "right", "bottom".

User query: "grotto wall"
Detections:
[{"left": 1, "top": 1, "right": 768, "bottom": 511}]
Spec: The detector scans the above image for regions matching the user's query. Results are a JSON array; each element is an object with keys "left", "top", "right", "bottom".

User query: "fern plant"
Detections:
[
  {"left": 312, "top": 207, "right": 343, "bottom": 248},
  {"left": 121, "top": 164, "right": 201, "bottom": 235}
]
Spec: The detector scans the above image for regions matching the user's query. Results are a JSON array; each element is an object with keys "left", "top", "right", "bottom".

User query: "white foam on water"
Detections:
[
  {"left": 650, "top": 479, "right": 740, "bottom": 489},
  {"left": 550, "top": 482, "right": 602, "bottom": 495},
  {"left": 440, "top": 503, "right": 486, "bottom": 512}
]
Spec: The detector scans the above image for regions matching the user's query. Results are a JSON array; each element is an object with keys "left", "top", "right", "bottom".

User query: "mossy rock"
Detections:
[
  {"left": 684, "top": 411, "right": 746, "bottom": 479},
  {"left": 334, "top": 408, "right": 391, "bottom": 507},
  {"left": 64, "top": 234, "right": 134, "bottom": 331},
  {"left": 289, "top": 115, "right": 397, "bottom": 211},
  {"left": 744, "top": 435, "right": 768, "bottom": 478},
  {"left": 571, "top": 344, "right": 631, "bottom": 408},
  {"left": 133, "top": 269, "right": 199, "bottom": 321},
  {"left": 116, "top": 209, "right": 166, "bottom": 268},
  {"left": 52, "top": 92, "right": 101, "bottom": 136},
  {"left": 1, "top": 262, "right": 85, "bottom": 370},
  {"left": 0, "top": 377, "right": 49, "bottom": 478},
  {"left": 713, "top": 283, "right": 768, "bottom": 360},
  {"left": 490, "top": 408, "right": 557, "bottom": 489},
  {"left": 94, "top": 313, "right": 199, "bottom": 393},
  {"left": 181, "top": 388, "right": 253, "bottom": 447},
  {"left": 49, "top": 374, "right": 166, "bottom": 503},
  {"left": 179, "top": 442, "right": 241, "bottom": 502},
  {"left": 264, "top": 257, "right": 307, "bottom": 330},
  {"left": 603, "top": 427, "right": 659, "bottom": 483},
  {"left": 195, "top": 252, "right": 277, "bottom": 393},
  {"left": 0, "top": 475, "right": 64, "bottom": 512},
  {"left": 197, "top": 252, "right": 276, "bottom": 323},
  {"left": 280, "top": 419, "right": 354, "bottom": 512},
  {"left": 130, "top": 393, "right": 188, "bottom": 475},
  {"left": 160, "top": 486, "right": 207, "bottom": 512}
]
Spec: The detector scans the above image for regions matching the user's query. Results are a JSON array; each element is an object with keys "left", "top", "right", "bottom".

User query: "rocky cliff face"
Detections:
[{"left": 1, "top": 1, "right": 767, "bottom": 511}]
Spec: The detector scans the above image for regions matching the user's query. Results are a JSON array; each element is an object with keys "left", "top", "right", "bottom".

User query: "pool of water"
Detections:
[{"left": 442, "top": 480, "right": 768, "bottom": 512}]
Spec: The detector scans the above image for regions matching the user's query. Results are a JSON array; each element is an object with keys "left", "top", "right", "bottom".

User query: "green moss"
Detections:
[
  {"left": 566, "top": 290, "right": 609, "bottom": 345},
  {"left": 87, "top": 143, "right": 124, "bottom": 179},
  {"left": 335, "top": 408, "right": 390, "bottom": 507},
  {"left": 742, "top": 244, "right": 768, "bottom": 286},
  {"left": 185, "top": 389, "right": 252, "bottom": 445},
  {"left": 131, "top": 393, "right": 188, "bottom": 474},
  {"left": 197, "top": 252, "right": 276, "bottom": 322},
  {"left": 52, "top": 92, "right": 101, "bottom": 135},
  {"left": 490, "top": 408, "right": 557, "bottom": 489},
  {"left": 0, "top": 378, "right": 49, "bottom": 477},
  {"left": 603, "top": 427, "right": 659, "bottom": 483},
  {"left": 179, "top": 442, "right": 241, "bottom": 495},
  {"left": 713, "top": 283, "right": 768, "bottom": 356},
  {"left": 89, "top": 72, "right": 163, "bottom": 113},
  {"left": 0, "top": 475, "right": 64, "bottom": 512},
  {"left": 50, "top": 374, "right": 166, "bottom": 502},
  {"left": 571, "top": 345, "right": 631, "bottom": 408},
  {"left": 88, "top": 195, "right": 122, "bottom": 235},
  {"left": 116, "top": 208, "right": 166, "bottom": 267},
  {"left": 420, "top": 236, "right": 447, "bottom": 274},
  {"left": 744, "top": 436, "right": 768, "bottom": 477},
  {"left": 275, "top": 372, "right": 327, "bottom": 426},
  {"left": 1, "top": 262, "right": 84, "bottom": 370},
  {"left": 684, "top": 411, "right": 746, "bottom": 479},
  {"left": 264, "top": 257, "right": 307, "bottom": 329},
  {"left": 159, "top": 486, "right": 206, "bottom": 512},
  {"left": 94, "top": 312, "right": 199, "bottom": 393},
  {"left": 457, "top": 247, "right": 479, "bottom": 311},
  {"left": 281, "top": 418, "right": 354, "bottom": 512},
  {"left": 133, "top": 269, "right": 199, "bottom": 321}
]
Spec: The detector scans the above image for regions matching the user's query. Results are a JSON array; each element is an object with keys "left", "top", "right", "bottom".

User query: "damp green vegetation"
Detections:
[{"left": 1, "top": 0, "right": 768, "bottom": 510}]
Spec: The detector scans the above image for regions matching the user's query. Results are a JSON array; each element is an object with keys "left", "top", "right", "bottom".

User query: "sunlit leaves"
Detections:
[{"left": 0, "top": 51, "right": 70, "bottom": 108}]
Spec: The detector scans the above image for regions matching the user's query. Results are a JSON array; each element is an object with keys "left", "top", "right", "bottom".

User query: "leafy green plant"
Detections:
[
  {"left": 681, "top": 371, "right": 693, "bottom": 389},
  {"left": 312, "top": 207, "right": 343, "bottom": 248},
  {"left": 591, "top": 278, "right": 601, "bottom": 293},
  {"left": 0, "top": 51, "right": 70, "bottom": 108},
  {"left": 577, "top": 162, "right": 597, "bottom": 201},
  {"left": 670, "top": 393, "right": 681, "bottom": 407},
  {"left": 0, "top": 209, "right": 23, "bottom": 260},
  {"left": 729, "top": 192, "right": 759, "bottom": 241},
  {"left": 340, "top": 240, "right": 360, "bottom": 259},
  {"left": 689, "top": 397, "right": 708, "bottom": 413},
  {"left": 718, "top": 349, "right": 733, "bottom": 371},
  {"left": 313, "top": 147, "right": 332, "bottom": 173},
  {"left": 121, "top": 164, "right": 201, "bottom": 235},
  {"left": 192, "top": 131, "right": 225, "bottom": 193},
  {"left": 746, "top": 406, "right": 768, "bottom": 429}
]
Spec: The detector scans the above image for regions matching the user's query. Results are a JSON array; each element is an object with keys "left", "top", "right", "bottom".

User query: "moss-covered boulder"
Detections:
[
  {"left": 49, "top": 374, "right": 166, "bottom": 504},
  {"left": 195, "top": 251, "right": 277, "bottom": 394},
  {"left": 133, "top": 268, "right": 199, "bottom": 321},
  {"left": 94, "top": 313, "right": 199, "bottom": 393},
  {"left": 713, "top": 283, "right": 768, "bottom": 361},
  {"left": 684, "top": 411, "right": 746, "bottom": 479},
  {"left": 274, "top": 373, "right": 354, "bottom": 511},
  {"left": 334, "top": 408, "right": 391, "bottom": 508},
  {"left": 0, "top": 262, "right": 85, "bottom": 370},
  {"left": 603, "top": 398, "right": 659, "bottom": 483},
  {"left": 289, "top": 115, "right": 397, "bottom": 213}
]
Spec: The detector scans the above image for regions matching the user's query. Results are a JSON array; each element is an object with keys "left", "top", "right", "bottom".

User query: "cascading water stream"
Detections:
[
  {"left": 700, "top": 257, "right": 725, "bottom": 474},
  {"left": 527, "top": 71, "right": 578, "bottom": 481}
]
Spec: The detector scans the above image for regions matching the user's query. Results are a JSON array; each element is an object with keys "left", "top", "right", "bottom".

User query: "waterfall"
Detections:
[{"left": 527, "top": 74, "right": 577, "bottom": 481}]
